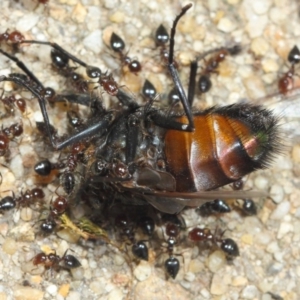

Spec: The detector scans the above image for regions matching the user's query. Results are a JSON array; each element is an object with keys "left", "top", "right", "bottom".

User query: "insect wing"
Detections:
[{"left": 143, "top": 190, "right": 267, "bottom": 214}]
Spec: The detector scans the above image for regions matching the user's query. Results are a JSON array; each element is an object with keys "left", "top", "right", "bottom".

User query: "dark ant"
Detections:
[
  {"left": 50, "top": 48, "right": 89, "bottom": 93},
  {"left": 163, "top": 222, "right": 181, "bottom": 279},
  {"left": 115, "top": 214, "right": 149, "bottom": 261},
  {"left": 188, "top": 227, "right": 239, "bottom": 259},
  {"left": 39, "top": 195, "right": 68, "bottom": 234},
  {"left": 110, "top": 32, "right": 142, "bottom": 74},
  {"left": 142, "top": 79, "right": 157, "bottom": 100},
  {"left": 197, "top": 198, "right": 257, "bottom": 216},
  {"left": 34, "top": 159, "right": 65, "bottom": 177},
  {"left": 60, "top": 142, "right": 86, "bottom": 194},
  {"left": 32, "top": 249, "right": 81, "bottom": 273},
  {"left": 138, "top": 215, "right": 155, "bottom": 236},
  {"left": 0, "top": 122, "right": 23, "bottom": 156},
  {"left": 155, "top": 24, "right": 178, "bottom": 69},
  {"left": 278, "top": 45, "right": 300, "bottom": 94},
  {"left": 67, "top": 110, "right": 83, "bottom": 130},
  {"left": 0, "top": 187, "right": 44, "bottom": 212}
]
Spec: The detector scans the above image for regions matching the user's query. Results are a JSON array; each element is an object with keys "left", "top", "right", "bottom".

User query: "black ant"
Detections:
[
  {"left": 0, "top": 187, "right": 45, "bottom": 211},
  {"left": 39, "top": 195, "right": 68, "bottom": 234},
  {"left": 163, "top": 222, "right": 181, "bottom": 279},
  {"left": 197, "top": 198, "right": 257, "bottom": 216},
  {"left": 50, "top": 48, "right": 89, "bottom": 93},
  {"left": 110, "top": 32, "right": 142, "bottom": 74},
  {"left": 32, "top": 249, "right": 81, "bottom": 273},
  {"left": 115, "top": 214, "right": 149, "bottom": 261},
  {"left": 188, "top": 227, "right": 239, "bottom": 259},
  {"left": 155, "top": 24, "right": 178, "bottom": 69},
  {"left": 34, "top": 159, "right": 65, "bottom": 177},
  {"left": 278, "top": 45, "right": 300, "bottom": 94}
]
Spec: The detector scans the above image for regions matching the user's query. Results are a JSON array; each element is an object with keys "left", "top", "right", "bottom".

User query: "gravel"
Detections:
[{"left": 0, "top": 0, "right": 299, "bottom": 299}]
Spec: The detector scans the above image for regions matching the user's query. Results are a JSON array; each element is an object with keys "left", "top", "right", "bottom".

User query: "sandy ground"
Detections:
[{"left": 0, "top": 0, "right": 300, "bottom": 299}]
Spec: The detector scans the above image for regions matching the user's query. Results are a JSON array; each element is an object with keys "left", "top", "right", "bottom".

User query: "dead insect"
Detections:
[
  {"left": 0, "top": 5, "right": 283, "bottom": 281},
  {"left": 0, "top": 4, "right": 281, "bottom": 216}
]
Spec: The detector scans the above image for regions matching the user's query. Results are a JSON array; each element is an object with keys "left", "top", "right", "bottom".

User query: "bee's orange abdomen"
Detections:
[{"left": 164, "top": 107, "right": 272, "bottom": 192}]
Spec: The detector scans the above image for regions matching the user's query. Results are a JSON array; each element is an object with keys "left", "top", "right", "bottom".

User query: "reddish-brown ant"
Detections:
[
  {"left": 278, "top": 45, "right": 300, "bottom": 94},
  {"left": 0, "top": 93, "right": 26, "bottom": 115},
  {"left": 0, "top": 30, "right": 24, "bottom": 44},
  {"left": 197, "top": 46, "right": 241, "bottom": 93},
  {"left": 0, "top": 122, "right": 23, "bottom": 157},
  {"left": 110, "top": 32, "right": 142, "bottom": 74},
  {"left": 32, "top": 249, "right": 81, "bottom": 273}
]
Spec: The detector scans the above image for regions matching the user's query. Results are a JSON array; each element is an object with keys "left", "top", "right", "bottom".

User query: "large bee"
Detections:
[{"left": 0, "top": 4, "right": 281, "bottom": 217}]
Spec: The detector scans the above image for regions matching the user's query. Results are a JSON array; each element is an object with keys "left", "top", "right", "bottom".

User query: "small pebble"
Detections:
[
  {"left": 184, "top": 272, "right": 195, "bottom": 282},
  {"left": 206, "top": 250, "right": 226, "bottom": 273},
  {"left": 109, "top": 11, "right": 125, "bottom": 23},
  {"left": 261, "top": 58, "right": 279, "bottom": 73},
  {"left": 210, "top": 273, "right": 229, "bottom": 295},
  {"left": 251, "top": 0, "right": 272, "bottom": 14},
  {"left": 217, "top": 17, "right": 237, "bottom": 33},
  {"left": 71, "top": 267, "right": 84, "bottom": 280},
  {"left": 58, "top": 284, "right": 70, "bottom": 298},
  {"left": 269, "top": 185, "right": 285, "bottom": 204},
  {"left": 292, "top": 144, "right": 300, "bottom": 163},
  {"left": 241, "top": 285, "right": 259, "bottom": 299},
  {"left": 83, "top": 30, "right": 103, "bottom": 54},
  {"left": 251, "top": 37, "right": 270, "bottom": 56},
  {"left": 66, "top": 291, "right": 81, "bottom": 300},
  {"left": 232, "top": 276, "right": 248, "bottom": 287},
  {"left": 107, "top": 289, "right": 123, "bottom": 300},
  {"left": 14, "top": 287, "right": 44, "bottom": 300},
  {"left": 20, "top": 208, "right": 33, "bottom": 222},
  {"left": 277, "top": 222, "right": 293, "bottom": 239},
  {"left": 254, "top": 175, "right": 269, "bottom": 190},
  {"left": 46, "top": 285, "right": 58, "bottom": 296},
  {"left": 16, "top": 13, "right": 40, "bottom": 32},
  {"left": 134, "top": 262, "right": 152, "bottom": 281},
  {"left": 270, "top": 201, "right": 290, "bottom": 219},
  {"left": 188, "top": 259, "right": 204, "bottom": 274},
  {"left": 71, "top": 2, "right": 87, "bottom": 23},
  {"left": 2, "top": 237, "right": 17, "bottom": 255}
]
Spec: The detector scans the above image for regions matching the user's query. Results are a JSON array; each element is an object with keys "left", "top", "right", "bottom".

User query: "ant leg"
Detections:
[
  {"left": 0, "top": 48, "right": 43, "bottom": 87},
  {"left": 0, "top": 76, "right": 113, "bottom": 150},
  {"left": 19, "top": 40, "right": 89, "bottom": 68},
  {"left": 167, "top": 4, "right": 194, "bottom": 131},
  {"left": 52, "top": 93, "right": 95, "bottom": 107},
  {"left": 187, "top": 61, "right": 198, "bottom": 107}
]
